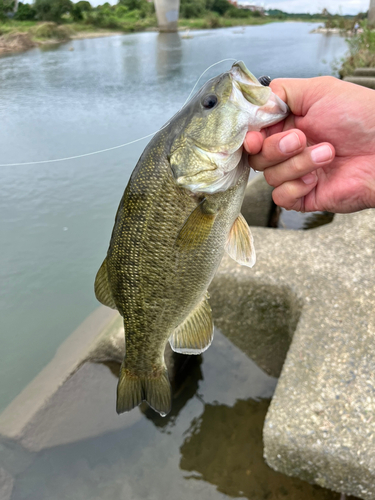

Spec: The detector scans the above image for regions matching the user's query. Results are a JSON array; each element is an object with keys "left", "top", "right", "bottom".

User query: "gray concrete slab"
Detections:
[
  {"left": 343, "top": 76, "right": 375, "bottom": 89},
  {"left": 0, "top": 306, "right": 118, "bottom": 448},
  {"left": 211, "top": 210, "right": 375, "bottom": 499},
  {"left": 241, "top": 174, "right": 277, "bottom": 228},
  {"left": 0, "top": 467, "right": 14, "bottom": 500},
  {"left": 353, "top": 68, "right": 375, "bottom": 77}
]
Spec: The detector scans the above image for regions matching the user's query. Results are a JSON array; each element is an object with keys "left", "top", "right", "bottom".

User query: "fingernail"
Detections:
[
  {"left": 301, "top": 172, "right": 317, "bottom": 185},
  {"left": 279, "top": 132, "right": 301, "bottom": 154},
  {"left": 311, "top": 145, "right": 332, "bottom": 163}
]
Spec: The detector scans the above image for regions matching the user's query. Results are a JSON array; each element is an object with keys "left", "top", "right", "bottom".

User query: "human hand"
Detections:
[{"left": 245, "top": 77, "right": 375, "bottom": 213}]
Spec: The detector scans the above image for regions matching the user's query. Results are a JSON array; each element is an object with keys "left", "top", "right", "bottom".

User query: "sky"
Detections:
[{"left": 80, "top": 0, "right": 370, "bottom": 15}]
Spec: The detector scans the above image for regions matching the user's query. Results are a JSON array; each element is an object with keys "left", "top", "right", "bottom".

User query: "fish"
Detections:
[{"left": 94, "top": 61, "right": 289, "bottom": 416}]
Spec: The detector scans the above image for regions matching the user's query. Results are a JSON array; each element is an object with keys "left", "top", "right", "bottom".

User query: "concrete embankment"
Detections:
[{"left": 344, "top": 67, "right": 375, "bottom": 89}]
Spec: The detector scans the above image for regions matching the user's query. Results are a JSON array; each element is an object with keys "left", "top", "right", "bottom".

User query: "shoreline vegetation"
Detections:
[
  {"left": 336, "top": 22, "right": 375, "bottom": 78},
  {"left": 0, "top": 1, "right": 365, "bottom": 56}
]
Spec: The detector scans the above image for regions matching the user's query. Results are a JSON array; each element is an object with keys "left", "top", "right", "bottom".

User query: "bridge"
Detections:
[{"left": 154, "top": 0, "right": 180, "bottom": 31}]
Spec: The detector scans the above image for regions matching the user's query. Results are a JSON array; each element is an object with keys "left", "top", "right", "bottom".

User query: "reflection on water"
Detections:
[
  {"left": 141, "top": 355, "right": 203, "bottom": 430},
  {"left": 180, "top": 400, "right": 346, "bottom": 500},
  {"left": 278, "top": 209, "right": 335, "bottom": 231},
  {"left": 156, "top": 32, "right": 182, "bottom": 80},
  {"left": 9, "top": 332, "right": 352, "bottom": 500}
]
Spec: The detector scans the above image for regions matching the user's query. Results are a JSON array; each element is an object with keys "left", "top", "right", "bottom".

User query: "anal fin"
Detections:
[
  {"left": 94, "top": 258, "right": 117, "bottom": 309},
  {"left": 169, "top": 293, "right": 213, "bottom": 354},
  {"left": 225, "top": 213, "right": 256, "bottom": 268}
]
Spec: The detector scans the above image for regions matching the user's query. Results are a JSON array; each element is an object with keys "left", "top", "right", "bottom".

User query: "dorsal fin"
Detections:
[
  {"left": 169, "top": 292, "right": 213, "bottom": 354},
  {"left": 225, "top": 213, "right": 256, "bottom": 268},
  {"left": 94, "top": 258, "right": 117, "bottom": 309}
]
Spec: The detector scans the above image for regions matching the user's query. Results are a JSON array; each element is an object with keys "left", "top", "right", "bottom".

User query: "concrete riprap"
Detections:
[
  {"left": 344, "top": 68, "right": 375, "bottom": 89},
  {"left": 212, "top": 210, "right": 375, "bottom": 499}
]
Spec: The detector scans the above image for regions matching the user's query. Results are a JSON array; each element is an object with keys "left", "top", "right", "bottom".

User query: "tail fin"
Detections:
[{"left": 116, "top": 365, "right": 171, "bottom": 417}]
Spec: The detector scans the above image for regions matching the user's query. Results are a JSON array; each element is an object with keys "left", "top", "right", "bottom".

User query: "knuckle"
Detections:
[
  {"left": 289, "top": 155, "right": 306, "bottom": 175},
  {"left": 264, "top": 168, "right": 278, "bottom": 187},
  {"left": 273, "top": 186, "right": 293, "bottom": 210}
]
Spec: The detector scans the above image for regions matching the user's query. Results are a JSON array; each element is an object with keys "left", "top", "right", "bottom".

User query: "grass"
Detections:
[
  {"left": 337, "top": 22, "right": 375, "bottom": 77},
  {"left": 178, "top": 15, "right": 274, "bottom": 30}
]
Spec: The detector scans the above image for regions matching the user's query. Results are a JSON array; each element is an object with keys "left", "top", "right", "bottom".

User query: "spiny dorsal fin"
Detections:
[
  {"left": 169, "top": 292, "right": 213, "bottom": 354},
  {"left": 225, "top": 213, "right": 256, "bottom": 268},
  {"left": 94, "top": 258, "right": 117, "bottom": 309},
  {"left": 175, "top": 202, "right": 216, "bottom": 251}
]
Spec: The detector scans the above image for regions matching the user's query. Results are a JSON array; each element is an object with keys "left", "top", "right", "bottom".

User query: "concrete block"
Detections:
[
  {"left": 241, "top": 174, "right": 278, "bottom": 228},
  {"left": 213, "top": 209, "right": 375, "bottom": 499},
  {"left": 353, "top": 68, "right": 375, "bottom": 77},
  {"left": 0, "top": 468, "right": 14, "bottom": 500},
  {"left": 343, "top": 76, "right": 375, "bottom": 89}
]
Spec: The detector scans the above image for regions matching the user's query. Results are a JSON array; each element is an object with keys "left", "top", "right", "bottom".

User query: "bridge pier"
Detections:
[
  {"left": 369, "top": 0, "right": 375, "bottom": 27},
  {"left": 154, "top": 0, "right": 180, "bottom": 32}
]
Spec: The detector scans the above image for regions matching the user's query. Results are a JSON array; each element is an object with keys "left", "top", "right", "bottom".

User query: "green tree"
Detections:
[
  {"left": 0, "top": 0, "right": 14, "bottom": 19},
  {"left": 14, "top": 2, "right": 37, "bottom": 20},
  {"left": 76, "top": 0, "right": 92, "bottom": 11},
  {"left": 180, "top": 0, "right": 205, "bottom": 18},
  {"left": 210, "top": 0, "right": 230, "bottom": 15},
  {"left": 118, "top": 0, "right": 152, "bottom": 17},
  {"left": 71, "top": 4, "right": 83, "bottom": 20},
  {"left": 33, "top": 0, "right": 73, "bottom": 22}
]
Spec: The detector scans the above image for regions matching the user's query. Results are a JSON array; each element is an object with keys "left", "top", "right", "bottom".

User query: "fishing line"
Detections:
[{"left": 0, "top": 58, "right": 237, "bottom": 167}]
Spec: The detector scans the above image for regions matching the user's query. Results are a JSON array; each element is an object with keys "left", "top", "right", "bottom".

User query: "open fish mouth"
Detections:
[{"left": 229, "top": 60, "right": 289, "bottom": 129}]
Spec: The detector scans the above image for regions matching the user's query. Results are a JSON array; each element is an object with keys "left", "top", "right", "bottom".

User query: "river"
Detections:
[{"left": 0, "top": 22, "right": 348, "bottom": 421}]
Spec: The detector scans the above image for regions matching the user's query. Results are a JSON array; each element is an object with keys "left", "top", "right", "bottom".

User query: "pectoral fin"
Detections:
[
  {"left": 169, "top": 292, "right": 213, "bottom": 354},
  {"left": 176, "top": 202, "right": 216, "bottom": 251},
  {"left": 94, "top": 258, "right": 117, "bottom": 309},
  {"left": 225, "top": 214, "right": 256, "bottom": 268}
]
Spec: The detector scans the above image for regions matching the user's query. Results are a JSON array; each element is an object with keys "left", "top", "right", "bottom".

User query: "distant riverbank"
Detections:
[
  {"left": 0, "top": 16, "right": 327, "bottom": 56},
  {"left": 0, "top": 22, "right": 129, "bottom": 55}
]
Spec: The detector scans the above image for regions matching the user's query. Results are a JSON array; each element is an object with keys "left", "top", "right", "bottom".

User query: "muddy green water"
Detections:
[{"left": 0, "top": 23, "right": 352, "bottom": 500}]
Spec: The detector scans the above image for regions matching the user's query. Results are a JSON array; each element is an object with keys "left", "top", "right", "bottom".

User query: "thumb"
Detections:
[{"left": 270, "top": 77, "right": 324, "bottom": 117}]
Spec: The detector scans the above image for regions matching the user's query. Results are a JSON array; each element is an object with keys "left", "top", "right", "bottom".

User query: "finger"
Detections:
[
  {"left": 272, "top": 176, "right": 318, "bottom": 212},
  {"left": 270, "top": 76, "right": 335, "bottom": 116},
  {"left": 264, "top": 113, "right": 296, "bottom": 137},
  {"left": 264, "top": 143, "right": 335, "bottom": 187},
  {"left": 249, "top": 129, "right": 306, "bottom": 172},
  {"left": 244, "top": 131, "right": 265, "bottom": 155}
]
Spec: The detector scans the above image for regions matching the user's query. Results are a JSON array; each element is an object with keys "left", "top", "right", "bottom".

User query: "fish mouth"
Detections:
[
  {"left": 229, "top": 60, "right": 290, "bottom": 130},
  {"left": 230, "top": 61, "right": 260, "bottom": 86}
]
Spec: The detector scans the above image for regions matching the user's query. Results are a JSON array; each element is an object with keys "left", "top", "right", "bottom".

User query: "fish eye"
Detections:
[{"left": 202, "top": 95, "right": 218, "bottom": 109}]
